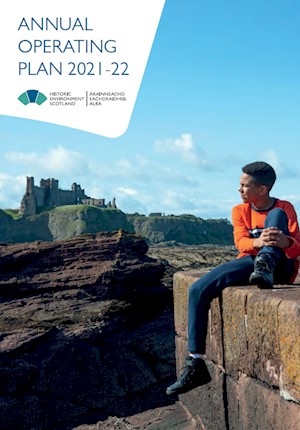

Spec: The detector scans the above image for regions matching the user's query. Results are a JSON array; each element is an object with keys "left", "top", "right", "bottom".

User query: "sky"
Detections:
[{"left": 1, "top": 0, "right": 300, "bottom": 221}]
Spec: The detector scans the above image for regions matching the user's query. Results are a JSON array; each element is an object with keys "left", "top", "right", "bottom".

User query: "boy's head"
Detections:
[{"left": 242, "top": 161, "right": 276, "bottom": 191}]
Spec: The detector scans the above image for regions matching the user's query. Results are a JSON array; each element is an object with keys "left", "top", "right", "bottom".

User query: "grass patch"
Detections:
[{"left": 2, "top": 209, "right": 22, "bottom": 220}]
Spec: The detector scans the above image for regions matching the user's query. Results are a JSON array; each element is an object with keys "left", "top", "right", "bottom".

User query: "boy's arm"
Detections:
[
  {"left": 282, "top": 203, "right": 300, "bottom": 259},
  {"left": 232, "top": 206, "right": 257, "bottom": 255},
  {"left": 232, "top": 202, "right": 300, "bottom": 259}
]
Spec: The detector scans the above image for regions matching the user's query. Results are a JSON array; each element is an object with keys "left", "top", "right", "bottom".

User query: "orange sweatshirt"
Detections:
[{"left": 232, "top": 199, "right": 300, "bottom": 261}]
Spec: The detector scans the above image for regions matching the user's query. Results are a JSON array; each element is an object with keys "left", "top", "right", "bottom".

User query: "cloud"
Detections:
[
  {"left": 4, "top": 140, "right": 202, "bottom": 192},
  {"left": 5, "top": 146, "right": 89, "bottom": 178},
  {"left": 89, "top": 154, "right": 200, "bottom": 188},
  {"left": 115, "top": 187, "right": 138, "bottom": 197},
  {"left": 161, "top": 190, "right": 197, "bottom": 211},
  {"left": 0, "top": 173, "right": 26, "bottom": 209},
  {"left": 259, "top": 149, "right": 299, "bottom": 178},
  {"left": 154, "top": 133, "right": 207, "bottom": 166},
  {"left": 114, "top": 187, "right": 149, "bottom": 214},
  {"left": 259, "top": 149, "right": 281, "bottom": 173},
  {"left": 140, "top": 187, "right": 234, "bottom": 220}
]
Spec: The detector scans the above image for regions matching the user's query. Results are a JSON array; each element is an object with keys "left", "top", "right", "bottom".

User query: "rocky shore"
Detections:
[{"left": 0, "top": 233, "right": 237, "bottom": 429}]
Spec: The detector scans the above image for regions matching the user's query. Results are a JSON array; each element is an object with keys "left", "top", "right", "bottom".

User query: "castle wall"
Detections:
[
  {"left": 33, "top": 183, "right": 88, "bottom": 208},
  {"left": 32, "top": 186, "right": 46, "bottom": 207},
  {"left": 54, "top": 189, "right": 82, "bottom": 206},
  {"left": 82, "top": 198, "right": 106, "bottom": 207}
]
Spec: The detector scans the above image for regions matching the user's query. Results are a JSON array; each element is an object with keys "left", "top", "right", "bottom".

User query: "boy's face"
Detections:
[{"left": 239, "top": 173, "right": 266, "bottom": 204}]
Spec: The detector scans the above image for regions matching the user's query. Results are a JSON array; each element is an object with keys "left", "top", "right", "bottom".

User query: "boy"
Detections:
[{"left": 166, "top": 161, "right": 300, "bottom": 396}]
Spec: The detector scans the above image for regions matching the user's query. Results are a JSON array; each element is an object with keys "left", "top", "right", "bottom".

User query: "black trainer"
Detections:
[
  {"left": 249, "top": 253, "right": 275, "bottom": 289},
  {"left": 166, "top": 356, "right": 211, "bottom": 395}
]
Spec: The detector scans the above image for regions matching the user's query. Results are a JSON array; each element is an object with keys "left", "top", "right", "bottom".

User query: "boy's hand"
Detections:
[{"left": 253, "top": 227, "right": 292, "bottom": 249}]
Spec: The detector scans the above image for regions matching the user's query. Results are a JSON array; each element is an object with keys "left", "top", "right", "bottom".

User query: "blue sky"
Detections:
[{"left": 1, "top": 0, "right": 300, "bottom": 221}]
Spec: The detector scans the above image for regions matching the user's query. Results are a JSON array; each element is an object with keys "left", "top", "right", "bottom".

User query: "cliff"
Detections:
[
  {"left": 0, "top": 209, "right": 233, "bottom": 246},
  {"left": 127, "top": 214, "right": 233, "bottom": 245},
  {"left": 173, "top": 270, "right": 300, "bottom": 429},
  {"left": 0, "top": 206, "right": 133, "bottom": 243}
]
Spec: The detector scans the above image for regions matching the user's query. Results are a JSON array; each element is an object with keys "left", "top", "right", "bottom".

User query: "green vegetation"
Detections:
[
  {"left": 3, "top": 209, "right": 22, "bottom": 220},
  {"left": 51, "top": 204, "right": 95, "bottom": 213}
]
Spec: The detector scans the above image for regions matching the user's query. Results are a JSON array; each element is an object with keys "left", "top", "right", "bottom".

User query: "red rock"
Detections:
[{"left": 0, "top": 232, "right": 176, "bottom": 430}]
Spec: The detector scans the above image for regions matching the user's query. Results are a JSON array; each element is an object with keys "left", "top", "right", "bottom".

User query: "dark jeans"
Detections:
[{"left": 187, "top": 208, "right": 295, "bottom": 353}]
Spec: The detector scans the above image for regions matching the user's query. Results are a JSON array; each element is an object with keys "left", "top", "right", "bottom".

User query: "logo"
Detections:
[{"left": 18, "top": 90, "right": 47, "bottom": 105}]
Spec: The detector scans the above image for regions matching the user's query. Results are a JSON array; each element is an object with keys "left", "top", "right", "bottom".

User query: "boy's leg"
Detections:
[
  {"left": 188, "top": 255, "right": 254, "bottom": 353},
  {"left": 259, "top": 207, "right": 289, "bottom": 259},
  {"left": 166, "top": 256, "right": 254, "bottom": 395},
  {"left": 250, "top": 208, "right": 295, "bottom": 287}
]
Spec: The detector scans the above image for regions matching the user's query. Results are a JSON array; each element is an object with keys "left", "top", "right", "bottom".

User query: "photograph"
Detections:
[{"left": 0, "top": 1, "right": 299, "bottom": 429}]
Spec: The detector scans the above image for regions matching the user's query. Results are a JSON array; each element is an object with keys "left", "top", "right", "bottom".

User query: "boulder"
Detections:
[{"left": 0, "top": 231, "right": 176, "bottom": 430}]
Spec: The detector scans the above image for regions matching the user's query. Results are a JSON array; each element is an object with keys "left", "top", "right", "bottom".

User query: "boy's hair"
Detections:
[{"left": 242, "top": 161, "right": 276, "bottom": 191}]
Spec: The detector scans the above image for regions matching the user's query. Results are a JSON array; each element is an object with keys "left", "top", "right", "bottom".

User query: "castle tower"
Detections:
[
  {"left": 26, "top": 176, "right": 34, "bottom": 193},
  {"left": 49, "top": 178, "right": 59, "bottom": 207},
  {"left": 71, "top": 182, "right": 88, "bottom": 204},
  {"left": 19, "top": 176, "right": 37, "bottom": 215}
]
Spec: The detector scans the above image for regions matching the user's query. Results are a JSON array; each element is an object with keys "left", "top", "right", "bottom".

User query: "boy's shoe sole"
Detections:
[{"left": 249, "top": 272, "right": 273, "bottom": 289}]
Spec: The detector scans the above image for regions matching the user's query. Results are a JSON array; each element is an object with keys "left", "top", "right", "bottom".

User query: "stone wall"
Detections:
[{"left": 173, "top": 270, "right": 300, "bottom": 430}]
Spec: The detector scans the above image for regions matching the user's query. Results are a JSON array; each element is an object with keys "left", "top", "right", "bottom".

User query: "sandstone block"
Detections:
[
  {"left": 223, "top": 286, "right": 300, "bottom": 402},
  {"left": 173, "top": 271, "right": 201, "bottom": 338},
  {"left": 173, "top": 270, "right": 224, "bottom": 365},
  {"left": 277, "top": 297, "right": 300, "bottom": 402},
  {"left": 175, "top": 337, "right": 300, "bottom": 430},
  {"left": 175, "top": 336, "right": 227, "bottom": 430},
  {"left": 222, "top": 287, "right": 250, "bottom": 380},
  {"left": 227, "top": 373, "right": 300, "bottom": 430}
]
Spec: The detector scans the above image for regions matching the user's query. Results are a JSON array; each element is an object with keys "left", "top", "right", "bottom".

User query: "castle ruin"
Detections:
[{"left": 19, "top": 177, "right": 117, "bottom": 216}]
